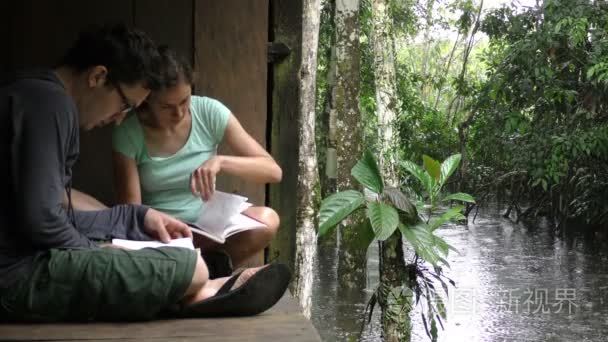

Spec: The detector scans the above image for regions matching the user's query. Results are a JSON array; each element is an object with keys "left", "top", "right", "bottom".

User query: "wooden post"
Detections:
[
  {"left": 267, "top": 0, "right": 303, "bottom": 271},
  {"left": 269, "top": 0, "right": 321, "bottom": 317}
]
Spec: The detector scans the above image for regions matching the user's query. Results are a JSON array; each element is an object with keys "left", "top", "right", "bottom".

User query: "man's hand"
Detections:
[{"left": 143, "top": 209, "right": 193, "bottom": 243}]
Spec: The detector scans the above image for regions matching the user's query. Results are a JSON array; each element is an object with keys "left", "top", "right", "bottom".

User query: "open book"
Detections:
[
  {"left": 111, "top": 237, "right": 195, "bottom": 250},
  {"left": 186, "top": 191, "right": 267, "bottom": 244}
]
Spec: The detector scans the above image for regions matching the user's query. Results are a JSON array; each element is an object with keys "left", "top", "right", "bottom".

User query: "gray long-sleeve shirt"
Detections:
[{"left": 0, "top": 70, "right": 151, "bottom": 288}]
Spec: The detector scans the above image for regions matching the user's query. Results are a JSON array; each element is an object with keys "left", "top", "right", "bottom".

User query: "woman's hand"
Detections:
[
  {"left": 143, "top": 208, "right": 192, "bottom": 243},
  {"left": 191, "top": 156, "right": 223, "bottom": 201}
]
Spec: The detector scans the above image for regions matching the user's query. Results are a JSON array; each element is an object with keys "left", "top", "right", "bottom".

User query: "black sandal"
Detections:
[
  {"left": 178, "top": 263, "right": 291, "bottom": 317},
  {"left": 201, "top": 249, "right": 233, "bottom": 278}
]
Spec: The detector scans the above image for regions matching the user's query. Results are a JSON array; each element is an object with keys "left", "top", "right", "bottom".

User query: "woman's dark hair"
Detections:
[
  {"left": 153, "top": 45, "right": 195, "bottom": 90},
  {"left": 60, "top": 24, "right": 161, "bottom": 88}
]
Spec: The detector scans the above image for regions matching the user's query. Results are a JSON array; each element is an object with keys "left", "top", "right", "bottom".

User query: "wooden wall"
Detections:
[
  {"left": 5, "top": 0, "right": 133, "bottom": 206},
  {"left": 133, "top": 0, "right": 193, "bottom": 60},
  {"left": 194, "top": 0, "right": 268, "bottom": 206},
  {"left": 0, "top": 2, "right": 11, "bottom": 74},
  {"left": 1, "top": 0, "right": 268, "bottom": 210}
]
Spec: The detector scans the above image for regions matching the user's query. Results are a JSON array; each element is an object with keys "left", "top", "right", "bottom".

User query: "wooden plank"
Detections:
[
  {"left": 193, "top": 0, "right": 269, "bottom": 207},
  {"left": 0, "top": 295, "right": 321, "bottom": 342},
  {"left": 267, "top": 0, "right": 303, "bottom": 270},
  {"left": 133, "top": 0, "right": 193, "bottom": 63}
]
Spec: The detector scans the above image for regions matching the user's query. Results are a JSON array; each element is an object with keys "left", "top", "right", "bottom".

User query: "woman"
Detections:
[{"left": 112, "top": 46, "right": 282, "bottom": 269}]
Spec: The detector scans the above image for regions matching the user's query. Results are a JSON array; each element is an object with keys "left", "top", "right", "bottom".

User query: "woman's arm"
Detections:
[
  {"left": 112, "top": 151, "right": 142, "bottom": 204},
  {"left": 190, "top": 114, "right": 282, "bottom": 200},
  {"left": 217, "top": 114, "right": 282, "bottom": 183}
]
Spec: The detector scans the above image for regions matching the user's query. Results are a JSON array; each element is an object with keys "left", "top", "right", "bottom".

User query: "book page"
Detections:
[
  {"left": 239, "top": 202, "right": 253, "bottom": 212},
  {"left": 111, "top": 237, "right": 194, "bottom": 250},
  {"left": 188, "top": 224, "right": 226, "bottom": 244},
  {"left": 224, "top": 213, "right": 268, "bottom": 238},
  {"left": 194, "top": 191, "right": 248, "bottom": 237}
]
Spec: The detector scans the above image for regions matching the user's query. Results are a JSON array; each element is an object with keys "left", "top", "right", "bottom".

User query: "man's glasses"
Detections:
[{"left": 115, "top": 83, "right": 136, "bottom": 114}]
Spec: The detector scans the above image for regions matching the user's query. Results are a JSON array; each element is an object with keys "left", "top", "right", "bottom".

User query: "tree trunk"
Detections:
[
  {"left": 334, "top": 0, "right": 363, "bottom": 191},
  {"left": 294, "top": 0, "right": 322, "bottom": 319},
  {"left": 378, "top": 236, "right": 411, "bottom": 342},
  {"left": 456, "top": 0, "right": 484, "bottom": 87},
  {"left": 372, "top": 0, "right": 399, "bottom": 183},
  {"left": 420, "top": 0, "right": 436, "bottom": 102},
  {"left": 433, "top": 32, "right": 460, "bottom": 111},
  {"left": 454, "top": 0, "right": 484, "bottom": 189},
  {"left": 320, "top": 44, "right": 340, "bottom": 249},
  {"left": 319, "top": 0, "right": 337, "bottom": 200},
  {"left": 333, "top": 0, "right": 367, "bottom": 292},
  {"left": 371, "top": 0, "right": 412, "bottom": 340}
]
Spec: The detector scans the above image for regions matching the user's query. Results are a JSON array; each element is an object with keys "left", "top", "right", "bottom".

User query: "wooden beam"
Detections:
[{"left": 267, "top": 0, "right": 303, "bottom": 270}]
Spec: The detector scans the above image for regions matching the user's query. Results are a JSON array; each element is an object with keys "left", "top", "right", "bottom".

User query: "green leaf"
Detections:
[
  {"left": 423, "top": 155, "right": 441, "bottom": 181},
  {"left": 402, "top": 223, "right": 433, "bottom": 244},
  {"left": 366, "top": 202, "right": 399, "bottom": 241},
  {"left": 435, "top": 295, "right": 447, "bottom": 319},
  {"left": 587, "top": 66, "right": 596, "bottom": 80},
  {"left": 318, "top": 190, "right": 365, "bottom": 237},
  {"left": 400, "top": 223, "right": 441, "bottom": 266},
  {"left": 430, "top": 315, "right": 438, "bottom": 341},
  {"left": 351, "top": 150, "right": 384, "bottom": 194},
  {"left": 441, "top": 192, "right": 476, "bottom": 203},
  {"left": 433, "top": 235, "right": 458, "bottom": 256},
  {"left": 355, "top": 219, "right": 377, "bottom": 250},
  {"left": 401, "top": 160, "right": 433, "bottom": 194},
  {"left": 429, "top": 206, "right": 465, "bottom": 231},
  {"left": 341, "top": 219, "right": 376, "bottom": 250},
  {"left": 383, "top": 187, "right": 417, "bottom": 217},
  {"left": 434, "top": 235, "right": 450, "bottom": 256},
  {"left": 439, "top": 154, "right": 462, "bottom": 187},
  {"left": 421, "top": 312, "right": 431, "bottom": 340}
]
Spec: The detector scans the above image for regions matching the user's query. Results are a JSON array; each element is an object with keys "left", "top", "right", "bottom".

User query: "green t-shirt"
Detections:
[{"left": 112, "top": 95, "right": 231, "bottom": 222}]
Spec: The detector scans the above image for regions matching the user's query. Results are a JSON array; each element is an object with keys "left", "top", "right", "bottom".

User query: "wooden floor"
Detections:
[{"left": 0, "top": 294, "right": 321, "bottom": 342}]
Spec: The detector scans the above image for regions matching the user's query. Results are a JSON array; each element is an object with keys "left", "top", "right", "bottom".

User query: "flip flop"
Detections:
[
  {"left": 178, "top": 263, "right": 291, "bottom": 317},
  {"left": 201, "top": 249, "right": 233, "bottom": 278}
]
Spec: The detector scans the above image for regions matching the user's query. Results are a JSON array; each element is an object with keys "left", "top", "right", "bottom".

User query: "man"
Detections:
[{"left": 0, "top": 25, "right": 289, "bottom": 322}]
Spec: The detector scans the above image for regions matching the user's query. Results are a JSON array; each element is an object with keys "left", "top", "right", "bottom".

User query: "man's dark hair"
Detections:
[
  {"left": 60, "top": 24, "right": 161, "bottom": 88},
  {"left": 153, "top": 45, "right": 195, "bottom": 90}
]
